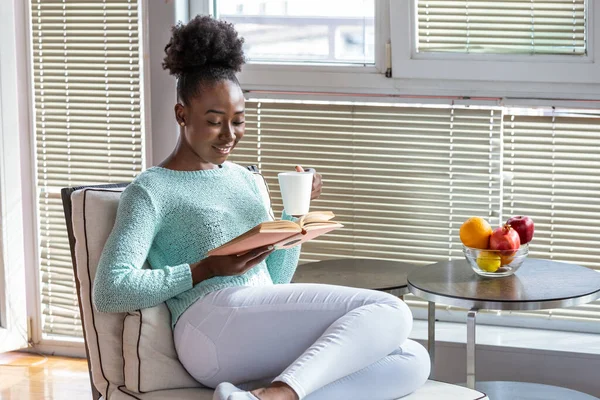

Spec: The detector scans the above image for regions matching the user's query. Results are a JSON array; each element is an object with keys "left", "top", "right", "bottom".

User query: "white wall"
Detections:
[
  {"left": 15, "top": 0, "right": 38, "bottom": 345},
  {"left": 146, "top": 0, "right": 179, "bottom": 166},
  {"left": 0, "top": 0, "right": 28, "bottom": 352}
]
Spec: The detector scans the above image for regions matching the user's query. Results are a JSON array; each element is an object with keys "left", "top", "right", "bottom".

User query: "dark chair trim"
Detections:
[
  {"left": 117, "top": 385, "right": 143, "bottom": 400},
  {"left": 61, "top": 183, "right": 129, "bottom": 400},
  {"left": 137, "top": 309, "right": 144, "bottom": 393}
]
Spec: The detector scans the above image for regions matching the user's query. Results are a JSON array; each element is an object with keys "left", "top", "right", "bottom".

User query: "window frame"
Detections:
[
  {"left": 0, "top": 0, "right": 29, "bottom": 353},
  {"left": 389, "top": 0, "right": 600, "bottom": 99},
  {"left": 194, "top": 0, "right": 600, "bottom": 99},
  {"left": 190, "top": 0, "right": 395, "bottom": 92}
]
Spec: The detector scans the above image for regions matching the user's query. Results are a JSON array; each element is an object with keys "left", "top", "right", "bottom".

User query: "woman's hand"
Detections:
[
  {"left": 295, "top": 165, "right": 323, "bottom": 200},
  {"left": 190, "top": 245, "right": 274, "bottom": 285}
]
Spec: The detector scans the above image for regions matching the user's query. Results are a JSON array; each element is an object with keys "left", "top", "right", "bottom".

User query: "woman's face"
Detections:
[{"left": 175, "top": 80, "right": 245, "bottom": 168}]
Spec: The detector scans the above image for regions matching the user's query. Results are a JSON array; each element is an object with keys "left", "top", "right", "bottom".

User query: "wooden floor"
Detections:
[{"left": 0, "top": 351, "right": 92, "bottom": 399}]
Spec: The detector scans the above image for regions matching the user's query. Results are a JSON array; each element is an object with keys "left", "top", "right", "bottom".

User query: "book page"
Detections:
[
  {"left": 258, "top": 219, "right": 299, "bottom": 231},
  {"left": 298, "top": 211, "right": 335, "bottom": 228}
]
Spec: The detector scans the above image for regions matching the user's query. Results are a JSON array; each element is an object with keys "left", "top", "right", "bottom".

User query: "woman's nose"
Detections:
[{"left": 220, "top": 123, "right": 236, "bottom": 140}]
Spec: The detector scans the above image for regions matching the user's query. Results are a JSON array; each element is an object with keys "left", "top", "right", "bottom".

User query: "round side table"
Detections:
[
  {"left": 293, "top": 258, "right": 416, "bottom": 297},
  {"left": 476, "top": 381, "right": 598, "bottom": 400},
  {"left": 407, "top": 258, "right": 600, "bottom": 399}
]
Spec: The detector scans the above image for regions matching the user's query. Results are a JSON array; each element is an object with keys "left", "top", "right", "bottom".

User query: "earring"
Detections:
[{"left": 180, "top": 122, "right": 185, "bottom": 127}]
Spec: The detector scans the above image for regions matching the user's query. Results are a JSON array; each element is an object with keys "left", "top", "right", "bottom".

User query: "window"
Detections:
[
  {"left": 214, "top": 0, "right": 375, "bottom": 65},
  {"left": 195, "top": 0, "right": 389, "bottom": 94},
  {"left": 416, "top": 0, "right": 586, "bottom": 55},
  {"left": 199, "top": 0, "right": 600, "bottom": 99},
  {"left": 30, "top": 0, "right": 145, "bottom": 340},
  {"left": 390, "top": 0, "right": 600, "bottom": 95},
  {"left": 229, "top": 98, "right": 600, "bottom": 333}
]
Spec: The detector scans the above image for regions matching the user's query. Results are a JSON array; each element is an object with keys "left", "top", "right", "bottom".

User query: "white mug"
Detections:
[{"left": 278, "top": 170, "right": 314, "bottom": 216}]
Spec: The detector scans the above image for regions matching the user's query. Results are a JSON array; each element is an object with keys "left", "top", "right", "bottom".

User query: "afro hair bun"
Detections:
[{"left": 163, "top": 15, "right": 245, "bottom": 77}]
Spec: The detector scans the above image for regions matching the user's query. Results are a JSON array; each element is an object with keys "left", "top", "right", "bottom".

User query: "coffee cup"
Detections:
[{"left": 278, "top": 170, "right": 314, "bottom": 216}]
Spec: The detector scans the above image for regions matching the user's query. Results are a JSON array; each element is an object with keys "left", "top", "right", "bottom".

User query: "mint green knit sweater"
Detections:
[{"left": 93, "top": 162, "right": 301, "bottom": 328}]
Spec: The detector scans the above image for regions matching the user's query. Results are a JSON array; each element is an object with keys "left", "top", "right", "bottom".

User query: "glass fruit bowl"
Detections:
[{"left": 463, "top": 243, "right": 529, "bottom": 277}]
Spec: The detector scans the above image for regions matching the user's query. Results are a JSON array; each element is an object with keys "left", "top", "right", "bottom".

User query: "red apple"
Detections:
[
  {"left": 506, "top": 215, "right": 535, "bottom": 245},
  {"left": 490, "top": 224, "right": 521, "bottom": 255}
]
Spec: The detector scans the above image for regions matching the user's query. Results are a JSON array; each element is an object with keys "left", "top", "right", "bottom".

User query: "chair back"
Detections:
[
  {"left": 62, "top": 183, "right": 128, "bottom": 400},
  {"left": 61, "top": 166, "right": 272, "bottom": 399}
]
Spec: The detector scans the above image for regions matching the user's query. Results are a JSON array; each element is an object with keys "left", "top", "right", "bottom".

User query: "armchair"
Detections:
[{"left": 60, "top": 167, "right": 488, "bottom": 400}]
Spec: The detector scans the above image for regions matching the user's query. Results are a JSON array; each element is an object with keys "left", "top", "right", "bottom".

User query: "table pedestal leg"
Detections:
[
  {"left": 427, "top": 301, "right": 436, "bottom": 375},
  {"left": 467, "top": 308, "right": 478, "bottom": 390}
]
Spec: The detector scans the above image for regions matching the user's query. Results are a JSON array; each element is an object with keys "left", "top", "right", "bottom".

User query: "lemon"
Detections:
[{"left": 476, "top": 251, "right": 501, "bottom": 272}]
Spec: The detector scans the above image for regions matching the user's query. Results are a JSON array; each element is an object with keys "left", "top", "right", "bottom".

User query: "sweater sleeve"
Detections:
[
  {"left": 93, "top": 183, "right": 193, "bottom": 313},
  {"left": 265, "top": 210, "right": 302, "bottom": 284}
]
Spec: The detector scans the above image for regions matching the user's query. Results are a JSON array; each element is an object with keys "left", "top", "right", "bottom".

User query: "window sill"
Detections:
[
  {"left": 238, "top": 64, "right": 396, "bottom": 94},
  {"left": 409, "top": 319, "right": 600, "bottom": 357},
  {"left": 29, "top": 338, "right": 86, "bottom": 358}
]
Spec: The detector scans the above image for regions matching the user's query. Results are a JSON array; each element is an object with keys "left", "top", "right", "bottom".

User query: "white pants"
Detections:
[{"left": 174, "top": 284, "right": 430, "bottom": 400}]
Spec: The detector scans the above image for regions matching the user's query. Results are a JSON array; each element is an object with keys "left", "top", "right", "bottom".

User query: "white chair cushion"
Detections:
[
  {"left": 72, "top": 187, "right": 201, "bottom": 397},
  {"left": 108, "top": 380, "right": 488, "bottom": 400},
  {"left": 110, "top": 387, "right": 214, "bottom": 400},
  {"left": 72, "top": 187, "right": 128, "bottom": 400},
  {"left": 122, "top": 305, "right": 201, "bottom": 392}
]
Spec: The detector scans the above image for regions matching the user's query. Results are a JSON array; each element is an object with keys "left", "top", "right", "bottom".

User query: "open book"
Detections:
[{"left": 207, "top": 211, "right": 343, "bottom": 256}]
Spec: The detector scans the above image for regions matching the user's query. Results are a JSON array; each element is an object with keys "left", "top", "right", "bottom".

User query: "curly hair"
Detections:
[{"left": 162, "top": 15, "right": 246, "bottom": 105}]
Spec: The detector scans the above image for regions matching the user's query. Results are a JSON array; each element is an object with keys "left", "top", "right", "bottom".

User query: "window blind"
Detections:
[
  {"left": 501, "top": 109, "right": 600, "bottom": 323},
  {"left": 232, "top": 99, "right": 503, "bottom": 265},
  {"left": 233, "top": 99, "right": 600, "bottom": 329},
  {"left": 417, "top": 0, "right": 587, "bottom": 55},
  {"left": 31, "top": 0, "right": 144, "bottom": 339}
]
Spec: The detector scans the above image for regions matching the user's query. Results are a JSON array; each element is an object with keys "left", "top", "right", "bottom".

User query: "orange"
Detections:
[
  {"left": 500, "top": 253, "right": 515, "bottom": 266},
  {"left": 460, "top": 217, "right": 492, "bottom": 249}
]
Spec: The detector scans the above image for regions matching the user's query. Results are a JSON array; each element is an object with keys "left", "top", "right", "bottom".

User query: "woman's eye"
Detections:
[
  {"left": 208, "top": 121, "right": 220, "bottom": 126},
  {"left": 233, "top": 121, "right": 245, "bottom": 126}
]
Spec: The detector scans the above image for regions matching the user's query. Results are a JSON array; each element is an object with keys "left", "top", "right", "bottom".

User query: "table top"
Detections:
[
  {"left": 472, "top": 381, "right": 599, "bottom": 400},
  {"left": 293, "top": 258, "right": 416, "bottom": 294},
  {"left": 407, "top": 258, "right": 600, "bottom": 311}
]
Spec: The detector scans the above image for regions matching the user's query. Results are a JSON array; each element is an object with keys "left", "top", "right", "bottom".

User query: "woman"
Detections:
[{"left": 94, "top": 15, "right": 430, "bottom": 400}]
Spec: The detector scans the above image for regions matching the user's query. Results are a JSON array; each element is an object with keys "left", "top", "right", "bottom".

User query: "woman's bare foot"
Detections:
[{"left": 251, "top": 382, "right": 299, "bottom": 400}]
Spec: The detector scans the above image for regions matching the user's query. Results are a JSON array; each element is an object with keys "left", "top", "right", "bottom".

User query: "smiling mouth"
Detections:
[{"left": 212, "top": 145, "right": 233, "bottom": 155}]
